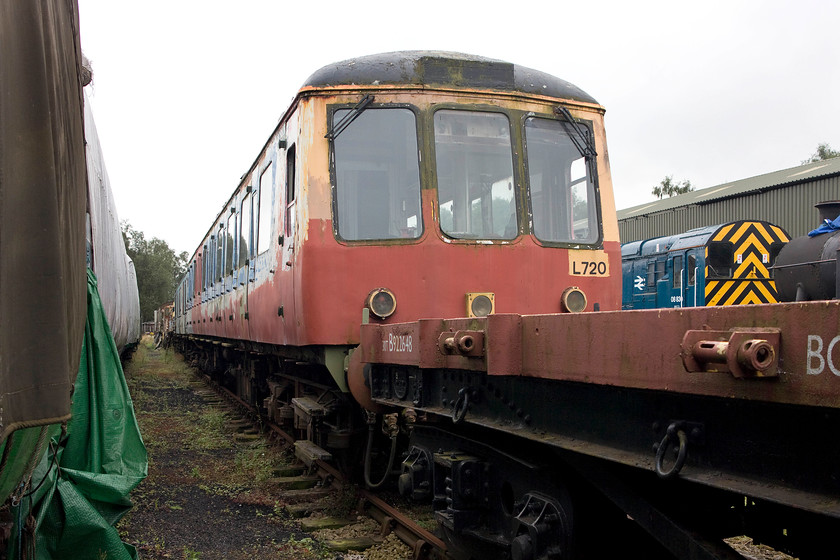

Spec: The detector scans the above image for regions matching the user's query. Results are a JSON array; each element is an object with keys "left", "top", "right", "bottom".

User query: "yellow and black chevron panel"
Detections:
[
  {"left": 706, "top": 279, "right": 780, "bottom": 305},
  {"left": 705, "top": 221, "right": 790, "bottom": 305}
]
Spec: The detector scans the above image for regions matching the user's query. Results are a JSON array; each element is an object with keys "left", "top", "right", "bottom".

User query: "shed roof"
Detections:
[{"left": 618, "top": 157, "right": 840, "bottom": 220}]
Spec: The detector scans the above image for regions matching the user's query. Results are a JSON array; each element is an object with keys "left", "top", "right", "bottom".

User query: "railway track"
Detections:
[
  {"left": 198, "top": 375, "right": 796, "bottom": 560},
  {"left": 123, "top": 342, "right": 798, "bottom": 560},
  {"left": 198, "top": 372, "right": 449, "bottom": 560}
]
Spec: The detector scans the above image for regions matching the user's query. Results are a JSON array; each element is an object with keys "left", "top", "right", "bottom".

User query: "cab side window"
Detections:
[{"left": 707, "top": 241, "right": 733, "bottom": 279}]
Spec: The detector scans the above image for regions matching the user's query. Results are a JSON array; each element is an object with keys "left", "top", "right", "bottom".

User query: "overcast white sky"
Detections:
[{"left": 77, "top": 0, "right": 840, "bottom": 254}]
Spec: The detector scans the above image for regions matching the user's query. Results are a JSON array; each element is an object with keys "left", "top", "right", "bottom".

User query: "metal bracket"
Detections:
[
  {"left": 438, "top": 331, "right": 484, "bottom": 357},
  {"left": 681, "top": 328, "right": 780, "bottom": 378}
]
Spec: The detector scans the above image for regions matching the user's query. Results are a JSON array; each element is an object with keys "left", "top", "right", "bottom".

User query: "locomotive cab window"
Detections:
[
  {"left": 673, "top": 255, "right": 683, "bottom": 289},
  {"left": 434, "top": 110, "right": 517, "bottom": 239},
  {"left": 688, "top": 254, "right": 696, "bottom": 286},
  {"left": 655, "top": 259, "right": 666, "bottom": 284},
  {"left": 646, "top": 262, "right": 655, "bottom": 292},
  {"left": 525, "top": 116, "right": 599, "bottom": 245},
  {"left": 707, "top": 241, "right": 733, "bottom": 279},
  {"left": 332, "top": 107, "right": 421, "bottom": 241}
]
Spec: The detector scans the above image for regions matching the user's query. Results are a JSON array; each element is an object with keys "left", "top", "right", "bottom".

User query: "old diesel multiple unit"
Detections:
[{"left": 173, "top": 51, "right": 620, "bottom": 399}]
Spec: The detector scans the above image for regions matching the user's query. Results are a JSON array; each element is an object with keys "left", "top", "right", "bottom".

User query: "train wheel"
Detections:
[
  {"left": 402, "top": 426, "right": 578, "bottom": 559},
  {"left": 508, "top": 490, "right": 574, "bottom": 560}
]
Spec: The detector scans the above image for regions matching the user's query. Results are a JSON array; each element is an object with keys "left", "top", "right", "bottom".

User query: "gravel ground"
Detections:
[
  {"left": 119, "top": 341, "right": 330, "bottom": 559},
  {"left": 119, "top": 338, "right": 421, "bottom": 560}
]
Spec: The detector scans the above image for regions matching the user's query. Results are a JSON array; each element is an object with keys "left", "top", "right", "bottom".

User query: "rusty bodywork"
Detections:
[
  {"left": 360, "top": 301, "right": 840, "bottom": 556},
  {"left": 174, "top": 52, "right": 621, "bottom": 392}
]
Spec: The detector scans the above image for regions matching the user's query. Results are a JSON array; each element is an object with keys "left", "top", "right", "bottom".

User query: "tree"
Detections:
[
  {"left": 122, "top": 221, "right": 188, "bottom": 322},
  {"left": 652, "top": 175, "right": 694, "bottom": 199},
  {"left": 802, "top": 142, "right": 840, "bottom": 164}
]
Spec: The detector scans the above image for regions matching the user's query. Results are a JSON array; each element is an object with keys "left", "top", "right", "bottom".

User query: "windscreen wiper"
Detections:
[
  {"left": 554, "top": 106, "right": 597, "bottom": 160},
  {"left": 325, "top": 95, "right": 374, "bottom": 140}
]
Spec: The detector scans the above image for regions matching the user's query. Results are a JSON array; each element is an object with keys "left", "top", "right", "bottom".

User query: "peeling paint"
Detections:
[{"left": 175, "top": 52, "right": 619, "bottom": 357}]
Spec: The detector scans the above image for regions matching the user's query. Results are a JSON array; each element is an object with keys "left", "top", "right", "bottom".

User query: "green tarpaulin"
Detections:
[{"left": 8, "top": 270, "right": 147, "bottom": 559}]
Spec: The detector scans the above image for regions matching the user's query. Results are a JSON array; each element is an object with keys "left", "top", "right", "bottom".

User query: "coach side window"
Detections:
[
  {"left": 239, "top": 193, "right": 252, "bottom": 268},
  {"left": 257, "top": 165, "right": 273, "bottom": 254},
  {"left": 226, "top": 211, "right": 236, "bottom": 274},
  {"left": 286, "top": 145, "right": 295, "bottom": 239},
  {"left": 216, "top": 228, "right": 223, "bottom": 281},
  {"left": 203, "top": 245, "right": 209, "bottom": 290}
]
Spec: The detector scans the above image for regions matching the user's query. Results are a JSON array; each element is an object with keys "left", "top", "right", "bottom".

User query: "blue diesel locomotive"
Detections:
[{"left": 621, "top": 220, "right": 790, "bottom": 309}]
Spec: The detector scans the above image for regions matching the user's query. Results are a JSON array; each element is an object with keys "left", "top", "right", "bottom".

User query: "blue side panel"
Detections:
[
  {"left": 621, "top": 260, "right": 635, "bottom": 308},
  {"left": 622, "top": 257, "right": 654, "bottom": 309},
  {"left": 656, "top": 275, "right": 672, "bottom": 308},
  {"left": 696, "top": 251, "right": 707, "bottom": 307}
]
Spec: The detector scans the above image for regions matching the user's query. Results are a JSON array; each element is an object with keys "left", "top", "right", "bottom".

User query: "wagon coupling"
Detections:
[
  {"left": 438, "top": 331, "right": 484, "bottom": 357},
  {"left": 681, "top": 328, "right": 780, "bottom": 378}
]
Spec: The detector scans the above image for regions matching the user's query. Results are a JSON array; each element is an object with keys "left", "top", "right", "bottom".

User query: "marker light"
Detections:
[
  {"left": 366, "top": 288, "right": 397, "bottom": 319},
  {"left": 466, "top": 293, "right": 495, "bottom": 318},
  {"left": 560, "top": 287, "right": 587, "bottom": 313}
]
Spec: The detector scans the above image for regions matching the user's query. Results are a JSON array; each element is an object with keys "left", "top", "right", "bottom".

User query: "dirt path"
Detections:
[{"left": 118, "top": 339, "right": 330, "bottom": 559}]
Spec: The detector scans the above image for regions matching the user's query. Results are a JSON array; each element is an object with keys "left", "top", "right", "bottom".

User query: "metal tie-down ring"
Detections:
[
  {"left": 452, "top": 387, "right": 470, "bottom": 424},
  {"left": 655, "top": 423, "right": 688, "bottom": 479}
]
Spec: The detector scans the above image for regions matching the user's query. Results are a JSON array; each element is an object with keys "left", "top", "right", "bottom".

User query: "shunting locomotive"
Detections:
[{"left": 621, "top": 220, "right": 790, "bottom": 309}]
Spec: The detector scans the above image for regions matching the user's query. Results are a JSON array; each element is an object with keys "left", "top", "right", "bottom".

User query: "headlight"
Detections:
[
  {"left": 366, "top": 288, "right": 397, "bottom": 319},
  {"left": 466, "top": 293, "right": 495, "bottom": 318},
  {"left": 560, "top": 287, "right": 587, "bottom": 313}
]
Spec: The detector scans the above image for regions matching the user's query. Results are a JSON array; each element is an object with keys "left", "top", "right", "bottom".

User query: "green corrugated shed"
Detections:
[{"left": 618, "top": 158, "right": 840, "bottom": 242}]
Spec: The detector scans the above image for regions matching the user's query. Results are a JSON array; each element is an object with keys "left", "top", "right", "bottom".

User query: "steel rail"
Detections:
[
  {"left": 360, "top": 490, "right": 449, "bottom": 560},
  {"left": 202, "top": 373, "right": 345, "bottom": 488},
  {"left": 199, "top": 372, "right": 446, "bottom": 557}
]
